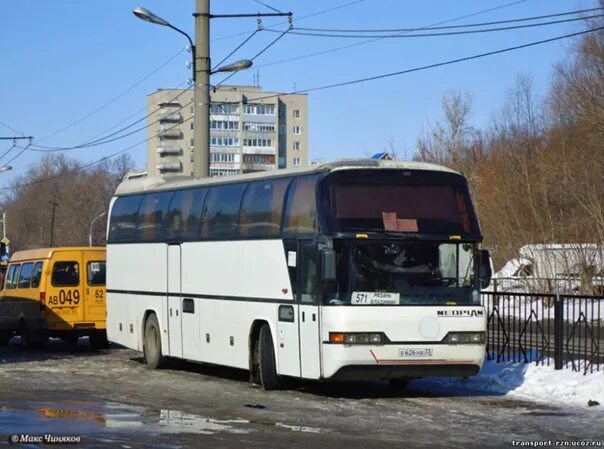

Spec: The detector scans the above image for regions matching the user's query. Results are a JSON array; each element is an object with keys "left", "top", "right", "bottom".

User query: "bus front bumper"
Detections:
[{"left": 322, "top": 343, "right": 485, "bottom": 381}]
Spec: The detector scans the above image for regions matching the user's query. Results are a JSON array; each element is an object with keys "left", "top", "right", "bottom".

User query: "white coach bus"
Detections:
[{"left": 106, "top": 160, "right": 491, "bottom": 390}]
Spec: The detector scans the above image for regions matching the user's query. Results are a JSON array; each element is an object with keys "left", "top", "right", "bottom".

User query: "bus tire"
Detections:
[
  {"left": 258, "top": 324, "right": 282, "bottom": 390},
  {"left": 143, "top": 313, "right": 165, "bottom": 369},
  {"left": 90, "top": 331, "right": 109, "bottom": 350},
  {"left": 19, "top": 321, "right": 42, "bottom": 349},
  {"left": 0, "top": 330, "right": 10, "bottom": 346}
]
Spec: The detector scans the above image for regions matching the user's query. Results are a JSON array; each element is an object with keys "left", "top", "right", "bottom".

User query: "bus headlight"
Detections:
[
  {"left": 443, "top": 332, "right": 485, "bottom": 345},
  {"left": 329, "top": 332, "right": 385, "bottom": 345}
]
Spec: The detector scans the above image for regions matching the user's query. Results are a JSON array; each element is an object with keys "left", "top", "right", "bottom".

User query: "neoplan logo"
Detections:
[{"left": 437, "top": 309, "right": 484, "bottom": 318}]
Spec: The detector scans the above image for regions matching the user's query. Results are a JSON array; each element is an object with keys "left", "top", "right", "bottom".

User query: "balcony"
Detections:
[
  {"left": 156, "top": 146, "right": 182, "bottom": 156},
  {"left": 156, "top": 161, "right": 182, "bottom": 173},
  {"left": 159, "top": 112, "right": 183, "bottom": 123},
  {"left": 242, "top": 146, "right": 275, "bottom": 155},
  {"left": 158, "top": 127, "right": 183, "bottom": 139},
  {"left": 242, "top": 162, "right": 275, "bottom": 172}
]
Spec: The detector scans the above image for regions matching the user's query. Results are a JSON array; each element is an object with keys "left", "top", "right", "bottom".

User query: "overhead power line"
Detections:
[
  {"left": 254, "top": 0, "right": 527, "bottom": 68},
  {"left": 269, "top": 13, "right": 604, "bottom": 39},
  {"left": 36, "top": 48, "right": 186, "bottom": 144},
  {"left": 295, "top": 6, "right": 604, "bottom": 33}
]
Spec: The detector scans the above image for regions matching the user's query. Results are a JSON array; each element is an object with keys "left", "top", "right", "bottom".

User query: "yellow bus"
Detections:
[{"left": 0, "top": 247, "right": 107, "bottom": 349}]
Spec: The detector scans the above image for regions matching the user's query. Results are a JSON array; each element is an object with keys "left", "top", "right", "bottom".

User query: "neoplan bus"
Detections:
[
  {"left": 106, "top": 160, "right": 491, "bottom": 390},
  {"left": 0, "top": 247, "right": 108, "bottom": 349}
]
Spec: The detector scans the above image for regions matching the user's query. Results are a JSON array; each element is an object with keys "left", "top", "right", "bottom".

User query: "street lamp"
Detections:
[
  {"left": 133, "top": 5, "right": 253, "bottom": 178},
  {"left": 0, "top": 166, "right": 12, "bottom": 173},
  {"left": 89, "top": 212, "right": 107, "bottom": 247}
]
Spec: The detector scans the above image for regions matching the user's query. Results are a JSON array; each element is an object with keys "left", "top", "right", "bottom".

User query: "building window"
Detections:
[
  {"left": 293, "top": 157, "right": 301, "bottom": 166},
  {"left": 243, "top": 122, "right": 275, "bottom": 132},
  {"left": 210, "top": 137, "right": 239, "bottom": 147},
  {"left": 190, "top": 122, "right": 194, "bottom": 130},
  {"left": 210, "top": 104, "right": 238, "bottom": 115},
  {"left": 190, "top": 105, "right": 194, "bottom": 113},
  {"left": 279, "top": 125, "right": 286, "bottom": 134},
  {"left": 190, "top": 139, "right": 194, "bottom": 147},
  {"left": 293, "top": 109, "right": 300, "bottom": 118},
  {"left": 243, "top": 104, "right": 275, "bottom": 115},
  {"left": 293, "top": 126, "right": 302, "bottom": 135},
  {"left": 210, "top": 120, "right": 239, "bottom": 130},
  {"left": 243, "top": 138, "right": 272, "bottom": 147},
  {"left": 293, "top": 141, "right": 301, "bottom": 150}
]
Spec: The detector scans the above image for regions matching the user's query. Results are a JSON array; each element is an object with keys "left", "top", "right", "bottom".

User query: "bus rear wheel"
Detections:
[
  {"left": 90, "top": 331, "right": 109, "bottom": 350},
  {"left": 144, "top": 313, "right": 165, "bottom": 369},
  {"left": 258, "top": 324, "right": 282, "bottom": 390}
]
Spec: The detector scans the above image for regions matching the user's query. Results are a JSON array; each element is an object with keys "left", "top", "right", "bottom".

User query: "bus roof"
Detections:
[
  {"left": 9, "top": 247, "right": 106, "bottom": 263},
  {"left": 114, "top": 159, "right": 461, "bottom": 196}
]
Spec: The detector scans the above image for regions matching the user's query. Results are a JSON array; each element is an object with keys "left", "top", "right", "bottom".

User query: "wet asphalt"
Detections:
[{"left": 0, "top": 339, "right": 602, "bottom": 448}]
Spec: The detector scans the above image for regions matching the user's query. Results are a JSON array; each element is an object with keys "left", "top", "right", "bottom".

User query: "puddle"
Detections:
[{"left": 0, "top": 401, "right": 251, "bottom": 437}]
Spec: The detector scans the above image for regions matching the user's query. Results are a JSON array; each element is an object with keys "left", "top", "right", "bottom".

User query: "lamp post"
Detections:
[
  {"left": 89, "top": 212, "right": 107, "bottom": 247},
  {"left": 0, "top": 166, "right": 12, "bottom": 173},
  {"left": 133, "top": 5, "right": 252, "bottom": 179}
]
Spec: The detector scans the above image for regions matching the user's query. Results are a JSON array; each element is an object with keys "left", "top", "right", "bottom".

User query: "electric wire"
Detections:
[
  {"left": 211, "top": 0, "right": 367, "bottom": 42},
  {"left": 0, "top": 141, "right": 17, "bottom": 164},
  {"left": 211, "top": 29, "right": 260, "bottom": 72},
  {"left": 254, "top": 0, "right": 527, "bottom": 68},
  {"left": 9, "top": 115, "right": 194, "bottom": 190},
  {"left": 266, "top": 13, "right": 604, "bottom": 39},
  {"left": 0, "top": 121, "right": 25, "bottom": 137},
  {"left": 4, "top": 139, "right": 32, "bottom": 166},
  {"left": 295, "top": 6, "right": 604, "bottom": 33},
  {"left": 216, "top": 27, "right": 291, "bottom": 87},
  {"left": 30, "top": 88, "right": 192, "bottom": 151},
  {"left": 36, "top": 48, "right": 186, "bottom": 144}
]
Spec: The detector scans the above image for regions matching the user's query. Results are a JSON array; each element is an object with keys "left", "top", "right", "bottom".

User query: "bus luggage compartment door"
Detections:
[{"left": 167, "top": 244, "right": 182, "bottom": 358}]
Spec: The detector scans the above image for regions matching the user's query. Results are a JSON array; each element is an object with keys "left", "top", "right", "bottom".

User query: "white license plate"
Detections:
[{"left": 399, "top": 348, "right": 433, "bottom": 358}]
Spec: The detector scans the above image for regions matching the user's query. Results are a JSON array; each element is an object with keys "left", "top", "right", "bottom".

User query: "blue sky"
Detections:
[{"left": 0, "top": 0, "right": 596, "bottom": 186}]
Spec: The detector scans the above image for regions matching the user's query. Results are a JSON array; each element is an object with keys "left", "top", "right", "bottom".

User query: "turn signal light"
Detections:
[{"left": 329, "top": 332, "right": 385, "bottom": 345}]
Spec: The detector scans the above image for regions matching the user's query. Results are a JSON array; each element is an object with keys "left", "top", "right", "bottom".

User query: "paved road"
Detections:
[{"left": 0, "top": 339, "right": 602, "bottom": 448}]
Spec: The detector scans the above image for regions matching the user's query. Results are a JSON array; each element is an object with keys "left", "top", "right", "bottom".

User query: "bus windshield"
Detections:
[
  {"left": 326, "top": 240, "right": 480, "bottom": 306},
  {"left": 320, "top": 169, "right": 480, "bottom": 236}
]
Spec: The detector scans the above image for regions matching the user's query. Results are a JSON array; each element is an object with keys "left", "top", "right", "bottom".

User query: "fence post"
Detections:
[{"left": 554, "top": 292, "right": 564, "bottom": 370}]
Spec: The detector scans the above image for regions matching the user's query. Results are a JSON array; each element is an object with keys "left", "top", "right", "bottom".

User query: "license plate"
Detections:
[{"left": 399, "top": 348, "right": 433, "bottom": 358}]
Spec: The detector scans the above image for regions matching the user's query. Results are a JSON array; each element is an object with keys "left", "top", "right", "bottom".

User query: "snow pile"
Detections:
[{"left": 415, "top": 356, "right": 604, "bottom": 409}]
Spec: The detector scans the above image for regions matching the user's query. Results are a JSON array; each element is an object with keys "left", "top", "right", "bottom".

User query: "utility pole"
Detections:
[
  {"left": 49, "top": 194, "right": 58, "bottom": 247},
  {"left": 193, "top": 0, "right": 211, "bottom": 179}
]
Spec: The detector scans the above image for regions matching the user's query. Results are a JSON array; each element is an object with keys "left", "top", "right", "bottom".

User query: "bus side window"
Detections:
[
  {"left": 52, "top": 262, "right": 79, "bottom": 287},
  {"left": 17, "top": 262, "right": 34, "bottom": 289},
  {"left": 240, "top": 178, "right": 290, "bottom": 238},
  {"left": 109, "top": 195, "right": 143, "bottom": 242},
  {"left": 5, "top": 264, "right": 21, "bottom": 289},
  {"left": 87, "top": 261, "right": 106, "bottom": 286},
  {"left": 166, "top": 188, "right": 206, "bottom": 241},
  {"left": 283, "top": 175, "right": 319, "bottom": 235},
  {"left": 201, "top": 183, "right": 247, "bottom": 239},
  {"left": 31, "top": 262, "right": 43, "bottom": 288},
  {"left": 136, "top": 192, "right": 173, "bottom": 242}
]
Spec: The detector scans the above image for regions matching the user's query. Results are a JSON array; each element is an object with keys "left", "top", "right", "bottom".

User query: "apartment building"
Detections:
[{"left": 146, "top": 85, "right": 308, "bottom": 177}]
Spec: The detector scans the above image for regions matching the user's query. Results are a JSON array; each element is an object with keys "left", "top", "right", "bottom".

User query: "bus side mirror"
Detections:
[
  {"left": 321, "top": 249, "right": 336, "bottom": 281},
  {"left": 479, "top": 249, "right": 492, "bottom": 289}
]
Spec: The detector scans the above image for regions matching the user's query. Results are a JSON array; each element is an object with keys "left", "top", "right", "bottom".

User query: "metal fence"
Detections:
[{"left": 481, "top": 291, "right": 603, "bottom": 374}]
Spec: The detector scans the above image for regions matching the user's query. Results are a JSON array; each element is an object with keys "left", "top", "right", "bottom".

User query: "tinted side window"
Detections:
[
  {"left": 136, "top": 192, "right": 173, "bottom": 241},
  {"left": 240, "top": 178, "right": 290, "bottom": 237},
  {"left": 18, "top": 263, "right": 34, "bottom": 289},
  {"left": 87, "top": 261, "right": 106, "bottom": 286},
  {"left": 31, "top": 262, "right": 43, "bottom": 288},
  {"left": 283, "top": 175, "right": 319, "bottom": 235},
  {"left": 166, "top": 188, "right": 206, "bottom": 240},
  {"left": 52, "top": 262, "right": 79, "bottom": 287},
  {"left": 201, "top": 183, "right": 247, "bottom": 239},
  {"left": 109, "top": 195, "right": 143, "bottom": 242},
  {"left": 6, "top": 264, "right": 21, "bottom": 289}
]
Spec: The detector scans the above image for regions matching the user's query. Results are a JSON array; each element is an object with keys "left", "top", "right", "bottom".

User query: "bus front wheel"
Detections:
[
  {"left": 258, "top": 324, "right": 282, "bottom": 390},
  {"left": 144, "top": 314, "right": 165, "bottom": 369}
]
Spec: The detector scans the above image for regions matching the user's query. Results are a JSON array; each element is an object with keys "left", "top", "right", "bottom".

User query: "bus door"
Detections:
[
  {"left": 167, "top": 244, "right": 182, "bottom": 358},
  {"left": 297, "top": 241, "right": 321, "bottom": 379},
  {"left": 82, "top": 254, "right": 106, "bottom": 324}
]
